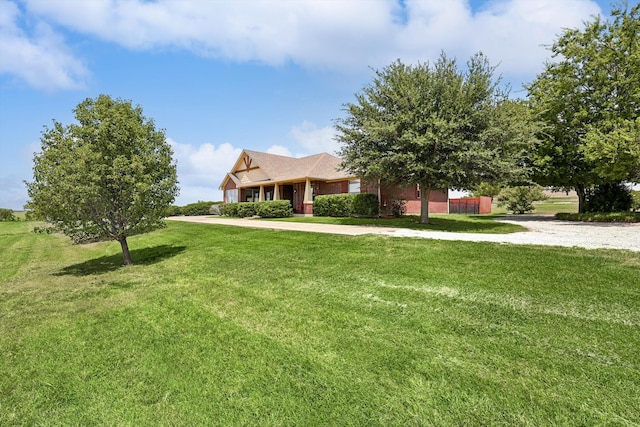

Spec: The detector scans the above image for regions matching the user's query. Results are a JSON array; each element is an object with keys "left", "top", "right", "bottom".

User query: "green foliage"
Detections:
[
  {"left": 498, "top": 185, "right": 547, "bottom": 214},
  {"left": 236, "top": 202, "right": 257, "bottom": 218},
  {"left": 313, "top": 194, "right": 354, "bottom": 217},
  {"left": 221, "top": 201, "right": 292, "bottom": 218},
  {"left": 391, "top": 199, "right": 406, "bottom": 218},
  {"left": 255, "top": 201, "right": 293, "bottom": 218},
  {"left": 0, "top": 208, "right": 17, "bottom": 222},
  {"left": 584, "top": 183, "right": 633, "bottom": 213},
  {"left": 219, "top": 202, "right": 238, "bottom": 217},
  {"left": 556, "top": 212, "right": 640, "bottom": 223},
  {"left": 180, "top": 201, "right": 216, "bottom": 216},
  {"left": 336, "top": 53, "right": 539, "bottom": 223},
  {"left": 632, "top": 191, "right": 640, "bottom": 211},
  {"left": 25, "top": 94, "right": 178, "bottom": 264},
  {"left": 351, "top": 193, "right": 379, "bottom": 217},
  {"left": 527, "top": 4, "right": 640, "bottom": 211},
  {"left": 472, "top": 182, "right": 502, "bottom": 200}
]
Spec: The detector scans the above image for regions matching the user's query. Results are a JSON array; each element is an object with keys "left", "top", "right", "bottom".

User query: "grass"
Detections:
[
  {"left": 261, "top": 213, "right": 526, "bottom": 233},
  {"left": 557, "top": 212, "right": 640, "bottom": 223},
  {"left": 1, "top": 220, "right": 639, "bottom": 425},
  {"left": 533, "top": 195, "right": 579, "bottom": 215}
]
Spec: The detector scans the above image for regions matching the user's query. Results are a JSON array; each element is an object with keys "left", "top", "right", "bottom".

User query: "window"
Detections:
[
  {"left": 245, "top": 188, "right": 260, "bottom": 202},
  {"left": 225, "top": 189, "right": 238, "bottom": 203},
  {"left": 348, "top": 179, "right": 361, "bottom": 194}
]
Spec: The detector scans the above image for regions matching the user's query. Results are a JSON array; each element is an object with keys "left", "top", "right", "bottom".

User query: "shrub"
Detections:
[
  {"left": 497, "top": 185, "right": 547, "bottom": 214},
  {"left": 165, "top": 205, "right": 183, "bottom": 216},
  {"left": 255, "top": 201, "right": 293, "bottom": 218},
  {"left": 181, "top": 201, "right": 216, "bottom": 216},
  {"left": 220, "top": 203, "right": 239, "bottom": 217},
  {"left": 0, "top": 208, "right": 17, "bottom": 221},
  {"left": 391, "top": 199, "right": 406, "bottom": 217},
  {"left": 314, "top": 194, "right": 354, "bottom": 217},
  {"left": 632, "top": 190, "right": 640, "bottom": 212},
  {"left": 352, "top": 193, "right": 379, "bottom": 217},
  {"left": 584, "top": 183, "right": 632, "bottom": 213},
  {"left": 556, "top": 212, "right": 640, "bottom": 223},
  {"left": 236, "top": 202, "right": 257, "bottom": 218}
]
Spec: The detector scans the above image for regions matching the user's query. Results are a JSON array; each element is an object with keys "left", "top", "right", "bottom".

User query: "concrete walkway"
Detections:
[{"left": 166, "top": 215, "right": 640, "bottom": 252}]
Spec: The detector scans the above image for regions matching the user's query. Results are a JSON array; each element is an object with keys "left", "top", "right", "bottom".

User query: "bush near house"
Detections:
[
  {"left": 255, "top": 201, "right": 293, "bottom": 218},
  {"left": 352, "top": 193, "right": 380, "bottom": 217},
  {"left": 315, "top": 194, "right": 381, "bottom": 217},
  {"left": 166, "top": 201, "right": 220, "bottom": 216},
  {"left": 221, "top": 201, "right": 292, "bottom": 218},
  {"left": 314, "top": 194, "right": 354, "bottom": 217}
]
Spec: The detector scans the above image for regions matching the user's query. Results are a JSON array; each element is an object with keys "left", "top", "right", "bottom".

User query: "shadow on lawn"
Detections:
[
  {"left": 56, "top": 244, "right": 186, "bottom": 276},
  {"left": 389, "top": 215, "right": 524, "bottom": 233}
]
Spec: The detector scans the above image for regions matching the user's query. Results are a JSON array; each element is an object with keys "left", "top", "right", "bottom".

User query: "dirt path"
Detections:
[{"left": 167, "top": 215, "right": 640, "bottom": 252}]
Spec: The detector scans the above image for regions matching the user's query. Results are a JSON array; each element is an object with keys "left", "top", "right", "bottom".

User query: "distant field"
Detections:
[
  {"left": 492, "top": 191, "right": 579, "bottom": 215},
  {"left": 1, "top": 221, "right": 638, "bottom": 425}
]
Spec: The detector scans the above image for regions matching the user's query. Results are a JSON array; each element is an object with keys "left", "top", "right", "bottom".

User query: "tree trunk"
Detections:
[
  {"left": 575, "top": 184, "right": 587, "bottom": 213},
  {"left": 119, "top": 237, "right": 133, "bottom": 266},
  {"left": 420, "top": 184, "right": 431, "bottom": 224}
]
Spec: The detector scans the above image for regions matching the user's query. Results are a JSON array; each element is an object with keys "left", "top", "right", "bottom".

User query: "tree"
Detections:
[
  {"left": 527, "top": 3, "right": 640, "bottom": 212},
  {"left": 471, "top": 182, "right": 503, "bottom": 201},
  {"left": 497, "top": 185, "right": 547, "bottom": 214},
  {"left": 26, "top": 95, "right": 179, "bottom": 265},
  {"left": 336, "top": 53, "right": 538, "bottom": 223}
]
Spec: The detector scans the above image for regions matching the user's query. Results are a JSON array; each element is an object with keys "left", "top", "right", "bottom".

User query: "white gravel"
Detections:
[
  {"left": 169, "top": 215, "right": 640, "bottom": 252},
  {"left": 380, "top": 215, "right": 640, "bottom": 252}
]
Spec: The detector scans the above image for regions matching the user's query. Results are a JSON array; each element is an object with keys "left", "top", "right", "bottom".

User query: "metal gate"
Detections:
[{"left": 449, "top": 198, "right": 480, "bottom": 214}]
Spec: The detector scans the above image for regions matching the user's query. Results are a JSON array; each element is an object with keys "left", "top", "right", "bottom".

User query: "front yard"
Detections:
[{"left": 1, "top": 221, "right": 638, "bottom": 425}]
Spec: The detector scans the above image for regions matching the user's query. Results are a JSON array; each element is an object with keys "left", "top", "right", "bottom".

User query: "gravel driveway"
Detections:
[
  {"left": 381, "top": 215, "right": 640, "bottom": 252},
  {"left": 168, "top": 215, "right": 640, "bottom": 252}
]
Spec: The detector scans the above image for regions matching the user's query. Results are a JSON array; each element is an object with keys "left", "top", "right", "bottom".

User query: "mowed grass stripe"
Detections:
[{"left": 1, "top": 221, "right": 638, "bottom": 425}]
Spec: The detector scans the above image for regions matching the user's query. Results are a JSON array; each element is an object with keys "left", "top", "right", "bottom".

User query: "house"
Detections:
[{"left": 219, "top": 149, "right": 452, "bottom": 215}]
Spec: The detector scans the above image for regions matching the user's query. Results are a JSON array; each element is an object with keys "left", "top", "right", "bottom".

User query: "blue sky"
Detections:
[{"left": 0, "top": 0, "right": 613, "bottom": 208}]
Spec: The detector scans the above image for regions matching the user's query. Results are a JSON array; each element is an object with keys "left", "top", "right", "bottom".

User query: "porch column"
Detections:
[
  {"left": 259, "top": 185, "right": 265, "bottom": 202},
  {"left": 273, "top": 184, "right": 280, "bottom": 201},
  {"left": 303, "top": 178, "right": 314, "bottom": 214},
  {"left": 304, "top": 179, "right": 312, "bottom": 202}
]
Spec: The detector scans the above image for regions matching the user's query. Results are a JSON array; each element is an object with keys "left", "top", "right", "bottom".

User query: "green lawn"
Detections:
[
  {"left": 1, "top": 221, "right": 639, "bottom": 425},
  {"left": 261, "top": 213, "right": 526, "bottom": 233}
]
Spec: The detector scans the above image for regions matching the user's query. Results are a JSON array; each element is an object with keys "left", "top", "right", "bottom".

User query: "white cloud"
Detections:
[
  {"left": 14, "top": 0, "right": 604, "bottom": 83},
  {"left": 289, "top": 120, "right": 340, "bottom": 155},
  {"left": 0, "top": 0, "right": 88, "bottom": 90},
  {"left": 168, "top": 138, "right": 242, "bottom": 204},
  {"left": 2, "top": 0, "right": 605, "bottom": 92}
]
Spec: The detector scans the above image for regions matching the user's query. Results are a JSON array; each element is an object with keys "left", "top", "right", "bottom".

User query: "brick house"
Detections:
[{"left": 219, "top": 149, "right": 450, "bottom": 215}]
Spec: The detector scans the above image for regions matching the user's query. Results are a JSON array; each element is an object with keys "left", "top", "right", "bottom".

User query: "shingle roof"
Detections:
[{"left": 224, "top": 150, "right": 353, "bottom": 188}]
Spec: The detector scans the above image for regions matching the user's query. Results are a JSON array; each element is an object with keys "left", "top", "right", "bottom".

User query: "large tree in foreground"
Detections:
[
  {"left": 26, "top": 94, "right": 179, "bottom": 265},
  {"left": 336, "top": 53, "right": 538, "bottom": 223},
  {"left": 527, "top": 3, "right": 640, "bottom": 212}
]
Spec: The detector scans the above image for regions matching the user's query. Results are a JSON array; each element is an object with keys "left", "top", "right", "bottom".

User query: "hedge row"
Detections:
[
  {"left": 220, "top": 200, "right": 293, "bottom": 218},
  {"left": 166, "top": 201, "right": 221, "bottom": 216},
  {"left": 555, "top": 212, "right": 640, "bottom": 223},
  {"left": 314, "top": 193, "right": 379, "bottom": 217}
]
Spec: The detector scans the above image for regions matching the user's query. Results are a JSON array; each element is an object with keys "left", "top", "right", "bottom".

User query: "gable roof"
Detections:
[{"left": 220, "top": 149, "right": 354, "bottom": 189}]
